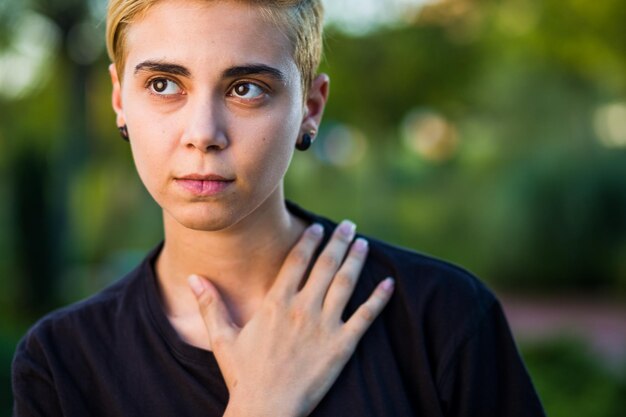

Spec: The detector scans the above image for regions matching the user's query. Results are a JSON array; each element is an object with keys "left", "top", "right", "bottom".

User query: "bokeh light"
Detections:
[
  {"left": 322, "top": 0, "right": 437, "bottom": 34},
  {"left": 315, "top": 124, "right": 368, "bottom": 167},
  {"left": 0, "top": 12, "right": 60, "bottom": 99},
  {"left": 402, "top": 109, "right": 458, "bottom": 161},
  {"left": 594, "top": 102, "right": 626, "bottom": 148}
]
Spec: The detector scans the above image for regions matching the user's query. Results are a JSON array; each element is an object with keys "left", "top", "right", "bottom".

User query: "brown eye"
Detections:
[
  {"left": 230, "top": 82, "right": 264, "bottom": 99},
  {"left": 153, "top": 79, "right": 167, "bottom": 92},
  {"left": 234, "top": 84, "right": 250, "bottom": 96},
  {"left": 148, "top": 78, "right": 181, "bottom": 95}
]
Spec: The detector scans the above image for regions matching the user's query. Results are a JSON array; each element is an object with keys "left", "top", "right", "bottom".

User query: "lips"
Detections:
[{"left": 175, "top": 174, "right": 234, "bottom": 196}]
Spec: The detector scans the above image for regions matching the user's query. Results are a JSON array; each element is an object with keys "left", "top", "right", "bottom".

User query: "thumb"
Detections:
[{"left": 188, "top": 274, "right": 238, "bottom": 344}]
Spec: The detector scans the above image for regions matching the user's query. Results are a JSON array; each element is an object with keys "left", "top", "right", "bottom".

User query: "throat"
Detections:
[
  {"left": 154, "top": 206, "right": 308, "bottom": 328},
  {"left": 168, "top": 312, "right": 213, "bottom": 351}
]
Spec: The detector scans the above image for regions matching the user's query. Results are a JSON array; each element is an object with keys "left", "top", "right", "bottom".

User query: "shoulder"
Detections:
[
  {"left": 364, "top": 236, "right": 497, "bottom": 345},
  {"left": 359, "top": 237, "right": 513, "bottom": 388},
  {"left": 15, "top": 248, "right": 155, "bottom": 360},
  {"left": 288, "top": 200, "right": 497, "bottom": 325},
  {"left": 292, "top": 199, "right": 498, "bottom": 346},
  {"left": 366, "top": 236, "right": 496, "bottom": 317},
  {"left": 364, "top": 236, "right": 518, "bottom": 384},
  {"left": 368, "top": 235, "right": 496, "bottom": 325}
]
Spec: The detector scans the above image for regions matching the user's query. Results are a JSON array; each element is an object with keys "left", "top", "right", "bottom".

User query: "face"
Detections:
[{"left": 110, "top": 0, "right": 328, "bottom": 231}]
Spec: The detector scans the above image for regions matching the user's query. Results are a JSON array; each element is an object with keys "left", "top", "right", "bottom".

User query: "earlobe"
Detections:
[{"left": 109, "top": 63, "right": 126, "bottom": 127}]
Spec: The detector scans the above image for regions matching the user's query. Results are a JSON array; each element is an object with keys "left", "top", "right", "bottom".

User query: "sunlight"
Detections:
[
  {"left": 0, "top": 12, "right": 60, "bottom": 100},
  {"left": 594, "top": 102, "right": 626, "bottom": 148},
  {"left": 323, "top": 0, "right": 438, "bottom": 34}
]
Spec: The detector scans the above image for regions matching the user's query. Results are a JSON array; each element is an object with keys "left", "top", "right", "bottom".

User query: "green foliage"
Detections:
[
  {"left": 522, "top": 338, "right": 626, "bottom": 417},
  {"left": 2, "top": 0, "right": 626, "bottom": 413},
  {"left": 485, "top": 149, "right": 626, "bottom": 291},
  {"left": 321, "top": 24, "right": 481, "bottom": 131}
]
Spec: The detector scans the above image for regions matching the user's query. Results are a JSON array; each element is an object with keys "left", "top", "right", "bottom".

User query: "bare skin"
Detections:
[
  {"left": 110, "top": 0, "right": 394, "bottom": 414},
  {"left": 192, "top": 224, "right": 394, "bottom": 417}
]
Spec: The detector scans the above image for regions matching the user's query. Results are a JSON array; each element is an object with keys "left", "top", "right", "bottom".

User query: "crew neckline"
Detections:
[{"left": 140, "top": 201, "right": 331, "bottom": 365}]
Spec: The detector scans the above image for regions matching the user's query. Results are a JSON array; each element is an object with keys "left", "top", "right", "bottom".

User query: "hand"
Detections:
[{"left": 188, "top": 221, "right": 395, "bottom": 417}]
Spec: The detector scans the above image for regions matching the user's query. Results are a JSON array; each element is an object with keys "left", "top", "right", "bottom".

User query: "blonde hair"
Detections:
[{"left": 106, "top": 0, "right": 324, "bottom": 94}]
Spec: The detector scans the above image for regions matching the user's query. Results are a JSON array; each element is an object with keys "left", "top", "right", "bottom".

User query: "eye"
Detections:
[
  {"left": 229, "top": 82, "right": 265, "bottom": 100},
  {"left": 148, "top": 78, "right": 182, "bottom": 96}
]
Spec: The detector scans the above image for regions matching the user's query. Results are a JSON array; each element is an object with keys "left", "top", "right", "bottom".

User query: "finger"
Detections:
[
  {"left": 188, "top": 274, "right": 238, "bottom": 345},
  {"left": 322, "top": 237, "right": 369, "bottom": 317},
  {"left": 342, "top": 278, "right": 394, "bottom": 341},
  {"left": 269, "top": 223, "right": 325, "bottom": 298},
  {"left": 301, "top": 220, "right": 356, "bottom": 305}
]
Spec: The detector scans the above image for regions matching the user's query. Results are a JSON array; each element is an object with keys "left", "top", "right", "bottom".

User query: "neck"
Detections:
[{"left": 155, "top": 196, "right": 307, "bottom": 326}]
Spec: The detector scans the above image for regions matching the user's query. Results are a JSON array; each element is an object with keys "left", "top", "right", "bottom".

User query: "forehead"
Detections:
[{"left": 123, "top": 0, "right": 298, "bottom": 80}]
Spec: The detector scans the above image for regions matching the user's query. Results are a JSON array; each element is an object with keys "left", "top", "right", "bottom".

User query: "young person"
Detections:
[{"left": 12, "top": 0, "right": 545, "bottom": 416}]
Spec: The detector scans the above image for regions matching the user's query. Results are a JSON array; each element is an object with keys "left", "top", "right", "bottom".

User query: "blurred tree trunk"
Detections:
[
  {"left": 13, "top": 0, "right": 90, "bottom": 317},
  {"left": 12, "top": 149, "right": 57, "bottom": 315}
]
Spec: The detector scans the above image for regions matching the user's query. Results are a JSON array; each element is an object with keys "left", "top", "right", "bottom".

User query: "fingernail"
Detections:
[
  {"left": 353, "top": 238, "right": 368, "bottom": 253},
  {"left": 309, "top": 223, "right": 324, "bottom": 237},
  {"left": 338, "top": 220, "right": 356, "bottom": 240},
  {"left": 188, "top": 275, "right": 205, "bottom": 297},
  {"left": 381, "top": 277, "right": 395, "bottom": 292}
]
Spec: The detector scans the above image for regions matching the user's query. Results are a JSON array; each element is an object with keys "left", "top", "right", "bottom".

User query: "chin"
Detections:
[
  {"left": 158, "top": 185, "right": 282, "bottom": 233},
  {"left": 165, "top": 202, "right": 242, "bottom": 232},
  {"left": 177, "top": 217, "right": 232, "bottom": 232}
]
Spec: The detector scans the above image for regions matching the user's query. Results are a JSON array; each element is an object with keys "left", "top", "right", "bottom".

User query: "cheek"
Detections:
[
  {"left": 128, "top": 132, "right": 173, "bottom": 200},
  {"left": 130, "top": 142, "right": 157, "bottom": 192},
  {"left": 239, "top": 113, "right": 299, "bottom": 178},
  {"left": 125, "top": 102, "right": 176, "bottom": 193}
]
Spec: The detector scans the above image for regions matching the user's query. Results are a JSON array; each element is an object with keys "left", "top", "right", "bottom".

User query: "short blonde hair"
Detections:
[{"left": 106, "top": 0, "right": 324, "bottom": 94}]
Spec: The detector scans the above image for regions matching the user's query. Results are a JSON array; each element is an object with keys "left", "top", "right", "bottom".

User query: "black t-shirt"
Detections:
[{"left": 12, "top": 202, "right": 545, "bottom": 416}]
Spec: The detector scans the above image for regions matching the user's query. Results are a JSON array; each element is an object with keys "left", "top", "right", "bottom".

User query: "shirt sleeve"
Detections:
[
  {"left": 436, "top": 300, "right": 546, "bottom": 417},
  {"left": 12, "top": 332, "right": 64, "bottom": 417}
]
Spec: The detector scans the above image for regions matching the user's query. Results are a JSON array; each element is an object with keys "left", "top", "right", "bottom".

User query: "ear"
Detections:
[
  {"left": 301, "top": 73, "right": 330, "bottom": 135},
  {"left": 109, "top": 63, "right": 126, "bottom": 127}
]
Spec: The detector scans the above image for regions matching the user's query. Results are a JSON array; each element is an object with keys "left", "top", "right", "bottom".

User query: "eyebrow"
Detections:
[
  {"left": 134, "top": 61, "right": 191, "bottom": 77},
  {"left": 134, "top": 61, "right": 286, "bottom": 83},
  {"left": 222, "top": 64, "right": 286, "bottom": 82}
]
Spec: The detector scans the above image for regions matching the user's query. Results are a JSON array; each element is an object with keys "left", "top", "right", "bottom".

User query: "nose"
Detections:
[{"left": 181, "top": 96, "right": 229, "bottom": 152}]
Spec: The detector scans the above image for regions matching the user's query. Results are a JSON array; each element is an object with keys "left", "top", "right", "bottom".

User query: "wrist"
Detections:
[{"left": 224, "top": 390, "right": 302, "bottom": 417}]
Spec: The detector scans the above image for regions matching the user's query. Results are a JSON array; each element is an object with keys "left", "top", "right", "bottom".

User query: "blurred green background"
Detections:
[{"left": 1, "top": 0, "right": 626, "bottom": 415}]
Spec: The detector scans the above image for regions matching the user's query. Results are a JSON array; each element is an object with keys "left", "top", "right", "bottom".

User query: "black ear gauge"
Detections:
[
  {"left": 296, "top": 132, "right": 312, "bottom": 151},
  {"left": 118, "top": 125, "right": 129, "bottom": 141}
]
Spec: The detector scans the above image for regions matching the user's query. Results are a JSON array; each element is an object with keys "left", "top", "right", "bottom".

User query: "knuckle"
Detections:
[
  {"left": 288, "top": 305, "right": 310, "bottom": 323},
  {"left": 289, "top": 248, "right": 311, "bottom": 266},
  {"left": 197, "top": 293, "right": 212, "bottom": 313},
  {"left": 210, "top": 333, "right": 228, "bottom": 351},
  {"left": 265, "top": 292, "right": 284, "bottom": 307},
  {"left": 199, "top": 290, "right": 213, "bottom": 304},
  {"left": 332, "top": 234, "right": 350, "bottom": 245},
  {"left": 332, "top": 340, "right": 353, "bottom": 361},
  {"left": 358, "top": 305, "right": 376, "bottom": 323},
  {"left": 264, "top": 293, "right": 287, "bottom": 312},
  {"left": 333, "top": 272, "right": 354, "bottom": 290},
  {"left": 344, "top": 323, "right": 363, "bottom": 340},
  {"left": 332, "top": 229, "right": 353, "bottom": 244},
  {"left": 319, "top": 255, "right": 340, "bottom": 271},
  {"left": 198, "top": 303, "right": 208, "bottom": 318}
]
